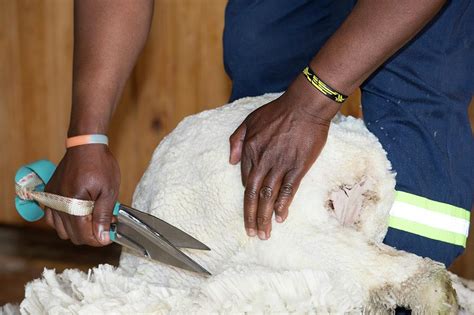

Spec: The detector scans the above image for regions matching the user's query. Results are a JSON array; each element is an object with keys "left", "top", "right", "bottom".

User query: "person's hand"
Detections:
[
  {"left": 44, "top": 145, "right": 120, "bottom": 246},
  {"left": 229, "top": 75, "right": 340, "bottom": 240}
]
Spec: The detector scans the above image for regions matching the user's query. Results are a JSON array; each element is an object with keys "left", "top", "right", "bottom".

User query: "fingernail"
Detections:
[
  {"left": 276, "top": 215, "right": 283, "bottom": 223},
  {"left": 258, "top": 231, "right": 267, "bottom": 240},
  {"left": 100, "top": 231, "right": 110, "bottom": 243},
  {"left": 246, "top": 228, "right": 257, "bottom": 237}
]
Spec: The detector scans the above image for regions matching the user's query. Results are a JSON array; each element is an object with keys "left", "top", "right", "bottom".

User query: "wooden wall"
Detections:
[
  {"left": 1, "top": 0, "right": 73, "bottom": 224},
  {"left": 0, "top": 0, "right": 473, "bottom": 277}
]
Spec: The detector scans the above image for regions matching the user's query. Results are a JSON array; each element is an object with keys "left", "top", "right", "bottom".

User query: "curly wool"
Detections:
[{"left": 16, "top": 94, "right": 473, "bottom": 314}]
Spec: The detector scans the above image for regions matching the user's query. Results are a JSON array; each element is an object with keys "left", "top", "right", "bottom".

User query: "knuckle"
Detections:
[
  {"left": 87, "top": 240, "right": 102, "bottom": 247},
  {"left": 274, "top": 202, "right": 286, "bottom": 213},
  {"left": 69, "top": 189, "right": 89, "bottom": 201},
  {"left": 86, "top": 177, "right": 116, "bottom": 195},
  {"left": 229, "top": 132, "right": 238, "bottom": 143},
  {"left": 259, "top": 186, "right": 273, "bottom": 200},
  {"left": 75, "top": 231, "right": 94, "bottom": 246},
  {"left": 245, "top": 187, "right": 258, "bottom": 201},
  {"left": 57, "top": 213, "right": 70, "bottom": 223},
  {"left": 57, "top": 232, "right": 69, "bottom": 240},
  {"left": 70, "top": 236, "right": 83, "bottom": 245},
  {"left": 70, "top": 225, "right": 91, "bottom": 243},
  {"left": 93, "top": 211, "right": 112, "bottom": 223},
  {"left": 280, "top": 183, "right": 294, "bottom": 197},
  {"left": 85, "top": 238, "right": 99, "bottom": 246},
  {"left": 245, "top": 215, "right": 256, "bottom": 224},
  {"left": 74, "top": 215, "right": 92, "bottom": 226},
  {"left": 45, "top": 215, "right": 54, "bottom": 227},
  {"left": 244, "top": 141, "right": 258, "bottom": 157},
  {"left": 257, "top": 215, "right": 271, "bottom": 226},
  {"left": 105, "top": 187, "right": 117, "bottom": 197}
]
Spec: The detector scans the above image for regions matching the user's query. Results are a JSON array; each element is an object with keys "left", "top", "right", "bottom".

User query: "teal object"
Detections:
[
  {"left": 109, "top": 229, "right": 116, "bottom": 241},
  {"left": 109, "top": 202, "right": 121, "bottom": 241},
  {"left": 14, "top": 160, "right": 56, "bottom": 222},
  {"left": 113, "top": 202, "right": 121, "bottom": 216}
]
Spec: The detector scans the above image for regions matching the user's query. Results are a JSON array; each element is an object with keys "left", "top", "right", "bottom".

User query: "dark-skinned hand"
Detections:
[
  {"left": 229, "top": 75, "right": 341, "bottom": 240},
  {"left": 44, "top": 144, "right": 120, "bottom": 246}
]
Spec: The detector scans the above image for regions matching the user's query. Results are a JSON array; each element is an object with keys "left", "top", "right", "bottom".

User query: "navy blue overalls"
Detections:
[{"left": 223, "top": 0, "right": 474, "bottom": 267}]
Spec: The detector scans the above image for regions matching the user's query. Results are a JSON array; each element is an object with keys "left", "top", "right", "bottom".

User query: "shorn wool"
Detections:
[{"left": 12, "top": 94, "right": 474, "bottom": 314}]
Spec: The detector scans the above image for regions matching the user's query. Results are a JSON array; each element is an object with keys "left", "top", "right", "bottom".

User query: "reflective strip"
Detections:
[
  {"left": 395, "top": 191, "right": 470, "bottom": 220},
  {"left": 388, "top": 191, "right": 470, "bottom": 247},
  {"left": 390, "top": 201, "right": 469, "bottom": 235}
]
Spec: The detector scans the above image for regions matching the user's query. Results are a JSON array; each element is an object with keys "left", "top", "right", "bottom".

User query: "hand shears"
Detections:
[{"left": 14, "top": 160, "right": 211, "bottom": 275}]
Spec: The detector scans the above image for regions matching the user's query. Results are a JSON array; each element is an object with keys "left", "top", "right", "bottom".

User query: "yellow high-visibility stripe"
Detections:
[{"left": 388, "top": 191, "right": 470, "bottom": 247}]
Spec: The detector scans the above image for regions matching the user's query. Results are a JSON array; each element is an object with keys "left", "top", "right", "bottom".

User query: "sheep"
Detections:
[{"left": 17, "top": 94, "right": 473, "bottom": 314}]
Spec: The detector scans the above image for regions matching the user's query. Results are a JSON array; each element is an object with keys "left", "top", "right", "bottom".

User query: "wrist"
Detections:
[
  {"left": 285, "top": 73, "right": 342, "bottom": 121},
  {"left": 68, "top": 89, "right": 115, "bottom": 137},
  {"left": 68, "top": 123, "right": 108, "bottom": 138},
  {"left": 307, "top": 59, "right": 357, "bottom": 97},
  {"left": 68, "top": 111, "right": 110, "bottom": 137}
]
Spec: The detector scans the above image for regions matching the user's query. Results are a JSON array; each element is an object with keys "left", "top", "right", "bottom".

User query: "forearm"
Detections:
[
  {"left": 308, "top": 0, "right": 446, "bottom": 98},
  {"left": 69, "top": 0, "right": 154, "bottom": 136}
]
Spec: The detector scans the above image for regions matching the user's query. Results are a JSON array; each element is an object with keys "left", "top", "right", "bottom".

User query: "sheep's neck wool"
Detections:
[{"left": 19, "top": 94, "right": 472, "bottom": 314}]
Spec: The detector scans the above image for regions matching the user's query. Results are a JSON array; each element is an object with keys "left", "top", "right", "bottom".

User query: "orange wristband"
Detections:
[{"left": 66, "top": 134, "right": 109, "bottom": 148}]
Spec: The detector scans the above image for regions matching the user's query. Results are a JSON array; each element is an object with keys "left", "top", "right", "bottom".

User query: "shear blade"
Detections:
[
  {"left": 119, "top": 204, "right": 210, "bottom": 251},
  {"left": 116, "top": 217, "right": 211, "bottom": 275},
  {"left": 114, "top": 231, "right": 147, "bottom": 257}
]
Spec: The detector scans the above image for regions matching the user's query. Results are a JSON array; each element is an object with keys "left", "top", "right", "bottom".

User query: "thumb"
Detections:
[
  {"left": 229, "top": 122, "right": 247, "bottom": 164},
  {"left": 92, "top": 195, "right": 116, "bottom": 245}
]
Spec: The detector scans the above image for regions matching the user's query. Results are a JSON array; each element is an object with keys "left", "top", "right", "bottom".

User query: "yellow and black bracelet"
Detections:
[{"left": 302, "top": 66, "right": 347, "bottom": 103}]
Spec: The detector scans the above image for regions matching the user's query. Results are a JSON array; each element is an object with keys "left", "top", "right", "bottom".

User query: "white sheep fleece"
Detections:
[{"left": 16, "top": 94, "right": 473, "bottom": 314}]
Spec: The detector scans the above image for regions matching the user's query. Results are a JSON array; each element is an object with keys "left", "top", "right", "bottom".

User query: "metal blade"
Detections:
[
  {"left": 119, "top": 204, "right": 210, "bottom": 250},
  {"left": 116, "top": 211, "right": 211, "bottom": 275},
  {"left": 113, "top": 228, "right": 147, "bottom": 257}
]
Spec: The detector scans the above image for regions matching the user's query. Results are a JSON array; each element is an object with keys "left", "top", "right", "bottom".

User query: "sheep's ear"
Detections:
[{"left": 327, "top": 178, "right": 368, "bottom": 228}]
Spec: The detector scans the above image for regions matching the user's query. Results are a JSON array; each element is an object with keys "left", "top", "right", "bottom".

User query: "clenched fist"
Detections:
[{"left": 44, "top": 145, "right": 120, "bottom": 246}]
